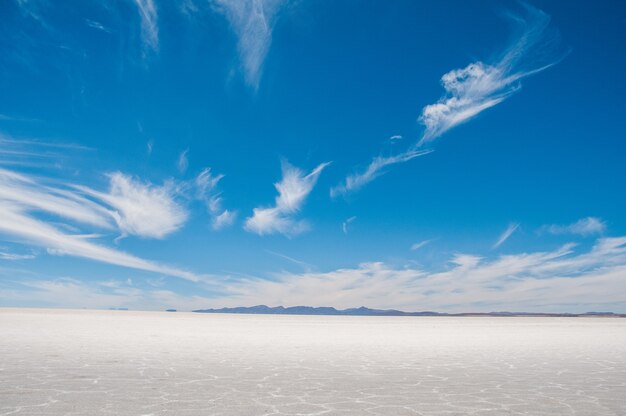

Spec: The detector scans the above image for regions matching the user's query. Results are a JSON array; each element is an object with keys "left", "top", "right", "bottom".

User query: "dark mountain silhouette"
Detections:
[{"left": 192, "top": 305, "right": 625, "bottom": 317}]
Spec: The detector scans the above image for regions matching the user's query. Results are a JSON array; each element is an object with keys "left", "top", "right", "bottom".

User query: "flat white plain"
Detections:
[{"left": 1, "top": 309, "right": 625, "bottom": 415}]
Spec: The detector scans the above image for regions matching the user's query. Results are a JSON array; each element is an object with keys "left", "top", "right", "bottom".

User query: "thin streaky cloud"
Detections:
[
  {"left": 331, "top": 149, "right": 432, "bottom": 197},
  {"left": 0, "top": 203, "right": 201, "bottom": 282},
  {"left": 0, "top": 149, "right": 64, "bottom": 160},
  {"left": 0, "top": 166, "right": 202, "bottom": 280},
  {"left": 209, "top": 237, "right": 626, "bottom": 313},
  {"left": 84, "top": 19, "right": 113, "bottom": 34},
  {"left": 13, "top": 0, "right": 48, "bottom": 26},
  {"left": 0, "top": 135, "right": 93, "bottom": 170},
  {"left": 245, "top": 160, "right": 330, "bottom": 237},
  {"left": 493, "top": 223, "right": 520, "bottom": 249},
  {"left": 213, "top": 0, "right": 287, "bottom": 88},
  {"left": 417, "top": 4, "right": 563, "bottom": 145},
  {"left": 333, "top": 4, "right": 563, "bottom": 197},
  {"left": 180, "top": 0, "right": 199, "bottom": 16},
  {"left": 0, "top": 134, "right": 94, "bottom": 151},
  {"left": 177, "top": 149, "right": 189, "bottom": 174},
  {"left": 0, "top": 168, "right": 114, "bottom": 230},
  {"left": 0, "top": 251, "right": 36, "bottom": 260},
  {"left": 7, "top": 237, "right": 626, "bottom": 312},
  {"left": 134, "top": 0, "right": 159, "bottom": 52},
  {"left": 195, "top": 168, "right": 237, "bottom": 230},
  {"left": 411, "top": 240, "right": 431, "bottom": 251},
  {"left": 265, "top": 249, "right": 312, "bottom": 271},
  {"left": 195, "top": 167, "right": 225, "bottom": 198},
  {"left": 541, "top": 217, "right": 606, "bottom": 236},
  {"left": 342, "top": 216, "right": 357, "bottom": 234},
  {"left": 0, "top": 278, "right": 219, "bottom": 311}
]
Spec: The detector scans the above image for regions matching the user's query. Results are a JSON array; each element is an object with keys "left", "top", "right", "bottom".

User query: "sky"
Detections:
[{"left": 1, "top": 0, "right": 625, "bottom": 313}]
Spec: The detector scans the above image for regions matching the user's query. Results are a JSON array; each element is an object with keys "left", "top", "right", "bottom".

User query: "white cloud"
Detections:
[
  {"left": 0, "top": 134, "right": 93, "bottom": 170},
  {"left": 0, "top": 251, "right": 36, "bottom": 260},
  {"left": 77, "top": 172, "right": 188, "bottom": 240},
  {"left": 211, "top": 237, "right": 626, "bottom": 313},
  {"left": 6, "top": 235, "right": 626, "bottom": 313},
  {"left": 0, "top": 168, "right": 113, "bottom": 229},
  {"left": 195, "top": 167, "right": 224, "bottom": 196},
  {"left": 418, "top": 5, "right": 561, "bottom": 145},
  {"left": 0, "top": 167, "right": 201, "bottom": 281},
  {"left": 2, "top": 141, "right": 188, "bottom": 241},
  {"left": 410, "top": 240, "right": 431, "bottom": 251},
  {"left": 213, "top": 0, "right": 286, "bottom": 88},
  {"left": 0, "top": 278, "right": 217, "bottom": 310},
  {"left": 195, "top": 168, "right": 237, "bottom": 230},
  {"left": 0, "top": 203, "right": 201, "bottom": 281},
  {"left": 332, "top": 4, "right": 562, "bottom": 196},
  {"left": 493, "top": 223, "right": 520, "bottom": 249},
  {"left": 84, "top": 18, "right": 112, "bottom": 34},
  {"left": 213, "top": 209, "right": 237, "bottom": 230},
  {"left": 134, "top": 0, "right": 159, "bottom": 52},
  {"left": 542, "top": 217, "right": 607, "bottom": 236},
  {"left": 330, "top": 149, "right": 432, "bottom": 197},
  {"left": 13, "top": 0, "right": 47, "bottom": 25},
  {"left": 245, "top": 206, "right": 308, "bottom": 236},
  {"left": 265, "top": 249, "right": 311, "bottom": 271},
  {"left": 342, "top": 216, "right": 356, "bottom": 234},
  {"left": 177, "top": 148, "right": 189, "bottom": 174},
  {"left": 245, "top": 160, "right": 330, "bottom": 237}
]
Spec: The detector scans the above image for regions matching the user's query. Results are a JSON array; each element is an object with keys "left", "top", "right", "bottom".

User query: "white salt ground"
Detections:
[{"left": 1, "top": 308, "right": 625, "bottom": 415}]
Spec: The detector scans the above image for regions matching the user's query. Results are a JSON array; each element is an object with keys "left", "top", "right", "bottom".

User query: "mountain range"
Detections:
[{"left": 192, "top": 305, "right": 625, "bottom": 317}]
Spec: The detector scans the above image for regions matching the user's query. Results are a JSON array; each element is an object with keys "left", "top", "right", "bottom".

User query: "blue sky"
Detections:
[{"left": 1, "top": 0, "right": 625, "bottom": 312}]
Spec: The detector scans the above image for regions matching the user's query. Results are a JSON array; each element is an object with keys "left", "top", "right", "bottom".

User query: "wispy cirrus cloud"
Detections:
[
  {"left": 195, "top": 167, "right": 236, "bottom": 230},
  {"left": 0, "top": 207, "right": 201, "bottom": 281},
  {"left": 177, "top": 148, "right": 189, "bottom": 174},
  {"left": 12, "top": 0, "right": 48, "bottom": 25},
  {"left": 245, "top": 160, "right": 330, "bottom": 237},
  {"left": 76, "top": 172, "right": 189, "bottom": 240},
  {"left": 333, "top": 4, "right": 563, "bottom": 196},
  {"left": 0, "top": 250, "right": 36, "bottom": 260},
  {"left": 0, "top": 277, "right": 218, "bottom": 310},
  {"left": 134, "top": 0, "right": 159, "bottom": 53},
  {"left": 493, "top": 223, "right": 520, "bottom": 249},
  {"left": 342, "top": 216, "right": 356, "bottom": 234},
  {"left": 265, "top": 249, "right": 312, "bottom": 271},
  {"left": 330, "top": 149, "right": 432, "bottom": 197},
  {"left": 213, "top": 0, "right": 287, "bottom": 88},
  {"left": 541, "top": 217, "right": 607, "bottom": 236},
  {"left": 418, "top": 4, "right": 562, "bottom": 145},
  {"left": 410, "top": 240, "right": 431, "bottom": 251},
  {"left": 0, "top": 168, "right": 113, "bottom": 229},
  {"left": 7, "top": 236, "right": 626, "bottom": 312},
  {"left": 0, "top": 166, "right": 200, "bottom": 281},
  {"left": 212, "top": 237, "right": 626, "bottom": 313},
  {"left": 0, "top": 134, "right": 93, "bottom": 170},
  {"left": 84, "top": 18, "right": 113, "bottom": 34}
]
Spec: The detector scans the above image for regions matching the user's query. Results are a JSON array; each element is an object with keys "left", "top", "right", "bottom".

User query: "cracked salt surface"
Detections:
[{"left": 1, "top": 309, "right": 625, "bottom": 415}]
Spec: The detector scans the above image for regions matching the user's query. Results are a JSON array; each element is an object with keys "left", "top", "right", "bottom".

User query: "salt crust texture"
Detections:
[{"left": 1, "top": 309, "right": 625, "bottom": 415}]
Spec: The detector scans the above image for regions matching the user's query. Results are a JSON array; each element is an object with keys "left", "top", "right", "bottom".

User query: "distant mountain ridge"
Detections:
[{"left": 192, "top": 305, "right": 626, "bottom": 317}]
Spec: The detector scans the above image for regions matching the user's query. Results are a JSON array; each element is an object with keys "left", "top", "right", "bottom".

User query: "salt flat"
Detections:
[{"left": 1, "top": 309, "right": 625, "bottom": 415}]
